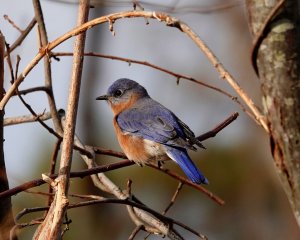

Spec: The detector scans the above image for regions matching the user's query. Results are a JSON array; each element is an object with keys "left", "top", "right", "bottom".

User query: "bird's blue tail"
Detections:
[{"left": 166, "top": 147, "right": 208, "bottom": 184}]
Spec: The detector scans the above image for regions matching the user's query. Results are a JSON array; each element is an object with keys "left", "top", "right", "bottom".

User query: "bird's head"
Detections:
[{"left": 96, "top": 78, "right": 149, "bottom": 114}]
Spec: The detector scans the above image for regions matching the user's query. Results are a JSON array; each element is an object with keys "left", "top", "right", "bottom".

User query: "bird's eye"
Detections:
[{"left": 114, "top": 89, "right": 123, "bottom": 97}]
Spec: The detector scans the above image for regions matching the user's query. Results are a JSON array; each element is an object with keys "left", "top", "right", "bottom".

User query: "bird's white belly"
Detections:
[{"left": 143, "top": 139, "right": 168, "bottom": 161}]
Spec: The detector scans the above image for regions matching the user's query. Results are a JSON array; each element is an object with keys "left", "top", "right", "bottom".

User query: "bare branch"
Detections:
[
  {"left": 0, "top": 111, "right": 235, "bottom": 204},
  {"left": 3, "top": 15, "right": 23, "bottom": 33},
  {"left": 0, "top": 10, "right": 266, "bottom": 133},
  {"left": 16, "top": 86, "right": 50, "bottom": 95},
  {"left": 128, "top": 225, "right": 144, "bottom": 240},
  {"left": 16, "top": 196, "right": 207, "bottom": 239},
  {"left": 148, "top": 163, "right": 225, "bottom": 205},
  {"left": 53, "top": 52, "right": 251, "bottom": 117},
  {"left": 71, "top": 128, "right": 183, "bottom": 238},
  {"left": 32, "top": 0, "right": 63, "bottom": 134},
  {"left": 4, "top": 18, "right": 36, "bottom": 57},
  {"left": 162, "top": 182, "right": 183, "bottom": 215},
  {"left": 34, "top": 1, "right": 90, "bottom": 238},
  {"left": 0, "top": 160, "right": 134, "bottom": 200},
  {"left": 0, "top": 30, "right": 16, "bottom": 240},
  {"left": 86, "top": 0, "right": 242, "bottom": 14},
  {"left": 4, "top": 112, "right": 51, "bottom": 126},
  {"left": 47, "top": 139, "right": 62, "bottom": 207},
  {"left": 197, "top": 112, "right": 239, "bottom": 141}
]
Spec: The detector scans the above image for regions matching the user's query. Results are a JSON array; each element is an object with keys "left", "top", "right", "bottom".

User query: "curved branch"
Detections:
[
  {"left": 0, "top": 10, "right": 266, "bottom": 133},
  {"left": 53, "top": 52, "right": 252, "bottom": 118}
]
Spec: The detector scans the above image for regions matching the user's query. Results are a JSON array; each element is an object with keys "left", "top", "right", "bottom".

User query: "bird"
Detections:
[{"left": 96, "top": 78, "right": 208, "bottom": 184}]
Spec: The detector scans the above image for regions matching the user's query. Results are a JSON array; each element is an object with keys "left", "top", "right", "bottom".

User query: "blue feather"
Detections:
[{"left": 166, "top": 147, "right": 208, "bottom": 184}]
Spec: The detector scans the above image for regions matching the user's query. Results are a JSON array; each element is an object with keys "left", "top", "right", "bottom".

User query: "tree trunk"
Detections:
[
  {"left": 0, "top": 32, "right": 16, "bottom": 240},
  {"left": 246, "top": 0, "right": 300, "bottom": 226}
]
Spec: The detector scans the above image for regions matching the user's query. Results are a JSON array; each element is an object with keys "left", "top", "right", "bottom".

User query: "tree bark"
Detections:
[
  {"left": 0, "top": 32, "right": 16, "bottom": 240},
  {"left": 246, "top": 0, "right": 300, "bottom": 226}
]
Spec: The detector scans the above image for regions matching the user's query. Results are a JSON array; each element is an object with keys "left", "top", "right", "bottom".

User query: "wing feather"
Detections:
[{"left": 116, "top": 99, "right": 201, "bottom": 150}]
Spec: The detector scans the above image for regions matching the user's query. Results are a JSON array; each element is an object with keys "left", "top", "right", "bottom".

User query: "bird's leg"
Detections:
[
  {"left": 157, "top": 160, "right": 165, "bottom": 169},
  {"left": 136, "top": 162, "right": 144, "bottom": 167}
]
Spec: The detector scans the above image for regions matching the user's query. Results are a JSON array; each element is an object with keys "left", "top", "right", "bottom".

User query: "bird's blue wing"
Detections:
[
  {"left": 116, "top": 100, "right": 190, "bottom": 148},
  {"left": 116, "top": 99, "right": 208, "bottom": 184},
  {"left": 166, "top": 146, "right": 208, "bottom": 184}
]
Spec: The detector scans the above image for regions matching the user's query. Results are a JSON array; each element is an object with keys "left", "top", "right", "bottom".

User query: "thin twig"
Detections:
[
  {"left": 197, "top": 112, "right": 239, "bottom": 141},
  {"left": 53, "top": 51, "right": 251, "bottom": 117},
  {"left": 4, "top": 112, "right": 51, "bottom": 126},
  {"left": 4, "top": 43, "right": 14, "bottom": 83},
  {"left": 3, "top": 15, "right": 23, "bottom": 33},
  {"left": 88, "top": 0, "right": 241, "bottom": 14},
  {"left": 5, "top": 48, "right": 61, "bottom": 141},
  {"left": 148, "top": 163, "right": 224, "bottom": 205},
  {"left": 16, "top": 91, "right": 61, "bottom": 139},
  {"left": 47, "top": 139, "right": 62, "bottom": 207},
  {"left": 128, "top": 225, "right": 144, "bottom": 240},
  {"left": 162, "top": 182, "right": 183, "bottom": 215},
  {"left": 15, "top": 86, "right": 50, "bottom": 96},
  {"left": 4, "top": 18, "right": 37, "bottom": 57},
  {"left": 32, "top": 0, "right": 62, "bottom": 134},
  {"left": 10, "top": 219, "right": 43, "bottom": 240},
  {"left": 98, "top": 148, "right": 225, "bottom": 205}
]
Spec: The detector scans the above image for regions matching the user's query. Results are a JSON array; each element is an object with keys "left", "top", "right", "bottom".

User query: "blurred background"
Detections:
[{"left": 1, "top": 0, "right": 299, "bottom": 239}]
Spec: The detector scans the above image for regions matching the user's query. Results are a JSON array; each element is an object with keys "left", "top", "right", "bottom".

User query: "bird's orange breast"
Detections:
[{"left": 113, "top": 117, "right": 152, "bottom": 164}]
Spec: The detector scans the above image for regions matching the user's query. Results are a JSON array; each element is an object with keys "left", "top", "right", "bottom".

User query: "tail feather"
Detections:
[{"left": 166, "top": 147, "right": 208, "bottom": 184}]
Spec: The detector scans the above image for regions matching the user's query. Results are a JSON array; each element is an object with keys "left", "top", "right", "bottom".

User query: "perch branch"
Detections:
[
  {"left": 0, "top": 111, "right": 236, "bottom": 202},
  {"left": 0, "top": 160, "right": 134, "bottom": 200}
]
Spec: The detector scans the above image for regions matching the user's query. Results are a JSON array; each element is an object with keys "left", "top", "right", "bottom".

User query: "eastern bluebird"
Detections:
[{"left": 96, "top": 78, "right": 208, "bottom": 184}]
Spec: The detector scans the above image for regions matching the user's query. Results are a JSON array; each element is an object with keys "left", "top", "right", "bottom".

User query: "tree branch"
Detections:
[
  {"left": 32, "top": 0, "right": 62, "bottom": 134},
  {"left": 53, "top": 52, "right": 252, "bottom": 118},
  {"left": 33, "top": 1, "right": 90, "bottom": 239},
  {"left": 4, "top": 112, "right": 51, "bottom": 126},
  {"left": 4, "top": 17, "right": 37, "bottom": 57},
  {"left": 0, "top": 10, "right": 266, "bottom": 133},
  {"left": 0, "top": 30, "right": 17, "bottom": 240}
]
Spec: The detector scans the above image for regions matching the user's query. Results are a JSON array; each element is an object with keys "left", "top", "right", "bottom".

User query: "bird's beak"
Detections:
[{"left": 96, "top": 94, "right": 109, "bottom": 100}]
